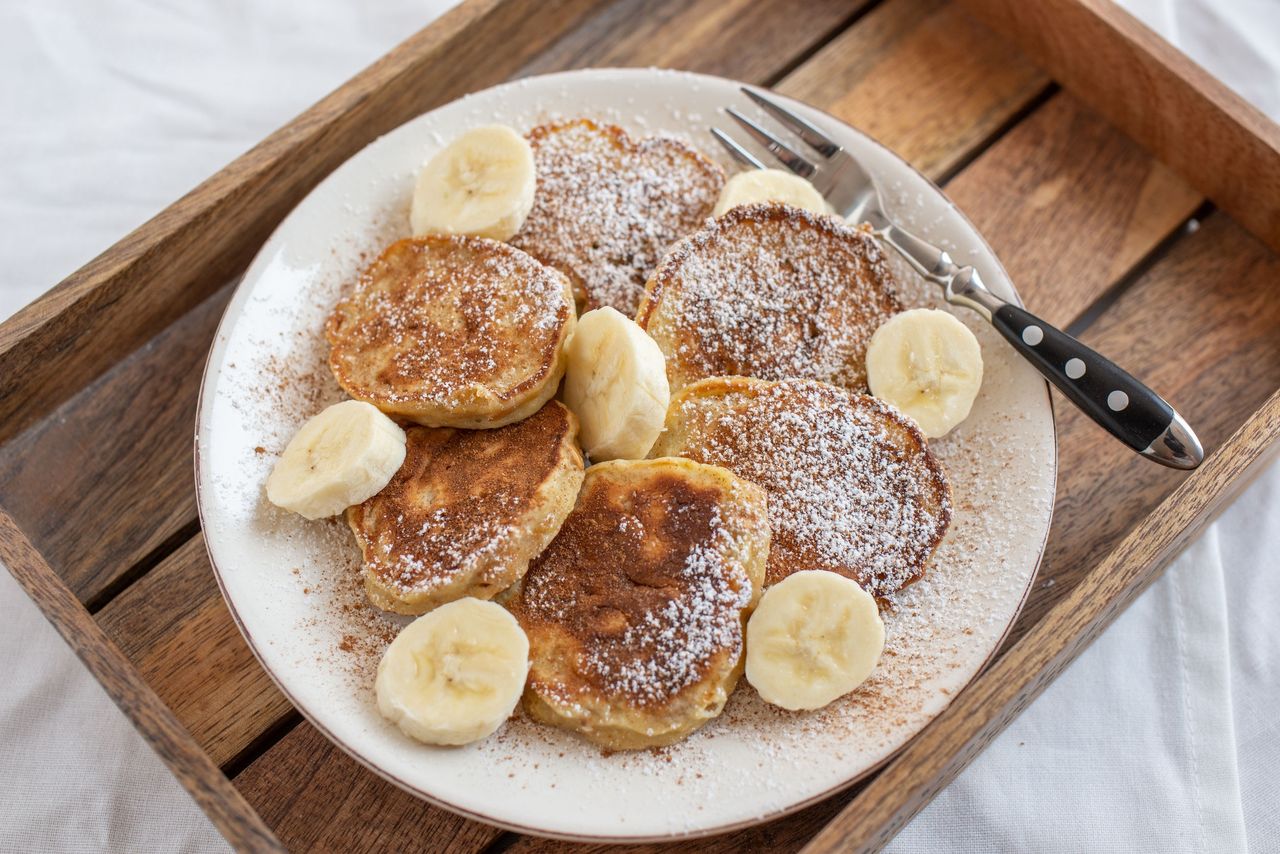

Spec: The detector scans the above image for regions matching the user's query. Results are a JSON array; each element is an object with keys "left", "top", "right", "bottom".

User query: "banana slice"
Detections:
[
  {"left": 745, "top": 570, "right": 884, "bottom": 711},
  {"left": 376, "top": 598, "right": 530, "bottom": 746},
  {"left": 266, "top": 400, "right": 406, "bottom": 520},
  {"left": 865, "top": 308, "right": 984, "bottom": 438},
  {"left": 410, "top": 125, "right": 536, "bottom": 241},
  {"left": 562, "top": 306, "right": 670, "bottom": 462},
  {"left": 712, "top": 168, "right": 830, "bottom": 217}
]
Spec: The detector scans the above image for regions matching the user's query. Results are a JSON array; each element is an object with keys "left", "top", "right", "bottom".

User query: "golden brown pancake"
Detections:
[
  {"left": 636, "top": 202, "right": 901, "bottom": 393},
  {"left": 348, "top": 401, "right": 584, "bottom": 615},
  {"left": 326, "top": 235, "right": 575, "bottom": 429},
  {"left": 509, "top": 458, "right": 770, "bottom": 750},
  {"left": 651, "top": 377, "right": 950, "bottom": 597},
  {"left": 511, "top": 119, "right": 724, "bottom": 316}
]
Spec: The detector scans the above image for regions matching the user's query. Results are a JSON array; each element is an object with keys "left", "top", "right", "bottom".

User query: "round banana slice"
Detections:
[
  {"left": 376, "top": 597, "right": 530, "bottom": 746},
  {"left": 745, "top": 570, "right": 884, "bottom": 711},
  {"left": 712, "top": 168, "right": 830, "bottom": 217},
  {"left": 410, "top": 125, "right": 536, "bottom": 241},
  {"left": 865, "top": 308, "right": 984, "bottom": 438},
  {"left": 562, "top": 306, "right": 670, "bottom": 462},
  {"left": 265, "top": 400, "right": 406, "bottom": 520}
]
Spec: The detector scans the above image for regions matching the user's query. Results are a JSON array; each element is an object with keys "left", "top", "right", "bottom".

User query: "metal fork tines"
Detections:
[{"left": 715, "top": 88, "right": 879, "bottom": 222}]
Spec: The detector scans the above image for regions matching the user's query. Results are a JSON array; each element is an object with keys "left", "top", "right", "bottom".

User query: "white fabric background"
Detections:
[{"left": 0, "top": 2, "right": 1276, "bottom": 851}]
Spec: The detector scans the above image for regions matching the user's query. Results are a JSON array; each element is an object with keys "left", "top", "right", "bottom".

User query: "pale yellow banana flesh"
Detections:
[
  {"left": 376, "top": 598, "right": 530, "bottom": 746},
  {"left": 865, "top": 308, "right": 984, "bottom": 438},
  {"left": 411, "top": 124, "right": 536, "bottom": 241},
  {"left": 713, "top": 168, "right": 831, "bottom": 217},
  {"left": 265, "top": 400, "right": 406, "bottom": 520},
  {"left": 745, "top": 570, "right": 884, "bottom": 711},
  {"left": 563, "top": 306, "right": 671, "bottom": 462}
]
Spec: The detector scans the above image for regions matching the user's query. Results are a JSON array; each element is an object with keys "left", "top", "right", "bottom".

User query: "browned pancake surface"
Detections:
[
  {"left": 326, "top": 235, "right": 574, "bottom": 427},
  {"left": 652, "top": 377, "right": 950, "bottom": 597},
  {"left": 348, "top": 401, "right": 584, "bottom": 614},
  {"left": 637, "top": 203, "right": 901, "bottom": 392},
  {"left": 510, "top": 458, "right": 769, "bottom": 748},
  {"left": 511, "top": 119, "right": 724, "bottom": 316}
]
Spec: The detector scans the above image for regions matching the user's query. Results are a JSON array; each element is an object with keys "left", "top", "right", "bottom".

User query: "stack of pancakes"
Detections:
[{"left": 325, "top": 120, "right": 951, "bottom": 749}]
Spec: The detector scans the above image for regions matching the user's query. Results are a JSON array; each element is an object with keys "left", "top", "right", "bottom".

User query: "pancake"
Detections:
[
  {"left": 510, "top": 457, "right": 770, "bottom": 750},
  {"left": 348, "top": 401, "right": 584, "bottom": 615},
  {"left": 510, "top": 119, "right": 724, "bottom": 316},
  {"left": 636, "top": 202, "right": 901, "bottom": 393},
  {"left": 326, "top": 235, "right": 576, "bottom": 429},
  {"left": 651, "top": 377, "right": 950, "bottom": 597}
]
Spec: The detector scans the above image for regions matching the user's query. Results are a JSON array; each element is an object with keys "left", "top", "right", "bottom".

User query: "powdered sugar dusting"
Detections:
[
  {"left": 514, "top": 466, "right": 760, "bottom": 714},
  {"left": 641, "top": 204, "right": 900, "bottom": 391},
  {"left": 511, "top": 119, "right": 724, "bottom": 315},
  {"left": 327, "top": 235, "right": 572, "bottom": 411},
  {"left": 659, "top": 379, "right": 951, "bottom": 596}
]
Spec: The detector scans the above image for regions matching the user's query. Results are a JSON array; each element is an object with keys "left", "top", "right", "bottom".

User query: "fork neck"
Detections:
[{"left": 869, "top": 220, "right": 1005, "bottom": 320}]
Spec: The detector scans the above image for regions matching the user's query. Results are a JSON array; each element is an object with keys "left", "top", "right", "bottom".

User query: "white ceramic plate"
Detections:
[{"left": 196, "top": 68, "right": 1056, "bottom": 842}]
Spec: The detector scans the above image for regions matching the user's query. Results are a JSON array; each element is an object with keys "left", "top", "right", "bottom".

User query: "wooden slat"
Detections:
[
  {"left": 234, "top": 724, "right": 504, "bottom": 853},
  {"left": 958, "top": 0, "right": 1280, "bottom": 255},
  {"left": 0, "top": 510, "right": 284, "bottom": 853},
  {"left": 0, "top": 287, "right": 229, "bottom": 605},
  {"left": 776, "top": 0, "right": 1049, "bottom": 180},
  {"left": 96, "top": 535, "right": 292, "bottom": 769},
  {"left": 0, "top": 0, "right": 601, "bottom": 446},
  {"left": 519, "top": 0, "right": 867, "bottom": 82},
  {"left": 945, "top": 94, "right": 1200, "bottom": 321}
]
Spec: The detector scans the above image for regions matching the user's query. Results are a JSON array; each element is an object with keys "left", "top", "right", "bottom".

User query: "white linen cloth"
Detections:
[{"left": 0, "top": 2, "right": 1275, "bottom": 851}]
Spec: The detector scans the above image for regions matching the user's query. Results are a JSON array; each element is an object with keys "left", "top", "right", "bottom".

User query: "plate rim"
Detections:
[{"left": 193, "top": 66, "right": 1058, "bottom": 843}]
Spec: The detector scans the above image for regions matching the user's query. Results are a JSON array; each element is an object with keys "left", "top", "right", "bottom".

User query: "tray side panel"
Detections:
[{"left": 957, "top": 0, "right": 1280, "bottom": 256}]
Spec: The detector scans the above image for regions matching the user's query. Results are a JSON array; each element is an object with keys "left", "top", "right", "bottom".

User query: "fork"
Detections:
[{"left": 713, "top": 87, "right": 1203, "bottom": 470}]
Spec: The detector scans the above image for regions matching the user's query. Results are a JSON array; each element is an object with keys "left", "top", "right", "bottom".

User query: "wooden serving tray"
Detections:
[{"left": 2, "top": 0, "right": 1278, "bottom": 850}]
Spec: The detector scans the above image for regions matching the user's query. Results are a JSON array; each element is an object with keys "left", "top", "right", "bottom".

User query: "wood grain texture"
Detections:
[
  {"left": 777, "top": 0, "right": 1049, "bottom": 180},
  {"left": 519, "top": 0, "right": 866, "bottom": 82},
  {"left": 0, "top": 286, "right": 229, "bottom": 605},
  {"left": 96, "top": 534, "right": 293, "bottom": 769},
  {"left": 0, "top": 511, "right": 284, "bottom": 853},
  {"left": 958, "top": 0, "right": 1280, "bottom": 255},
  {"left": 945, "top": 92, "right": 1201, "bottom": 323},
  {"left": 0, "top": 0, "right": 600, "bottom": 446},
  {"left": 235, "top": 723, "right": 504, "bottom": 853},
  {"left": 75, "top": 1, "right": 1230, "bottom": 849}
]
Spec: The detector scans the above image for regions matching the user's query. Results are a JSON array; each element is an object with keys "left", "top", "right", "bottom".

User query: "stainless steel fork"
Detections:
[{"left": 713, "top": 87, "right": 1203, "bottom": 470}]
